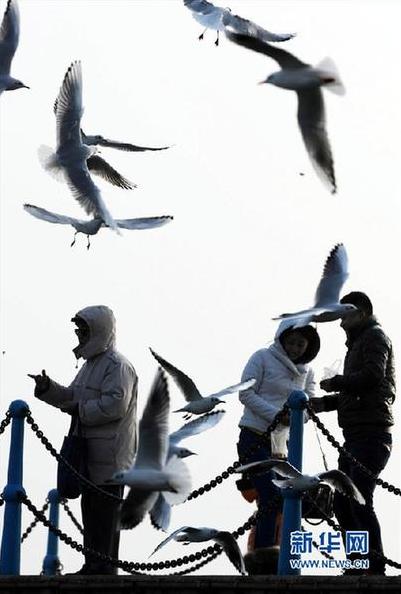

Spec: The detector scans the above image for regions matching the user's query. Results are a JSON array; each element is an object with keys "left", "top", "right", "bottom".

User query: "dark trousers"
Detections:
[
  {"left": 334, "top": 433, "right": 392, "bottom": 573},
  {"left": 237, "top": 428, "right": 282, "bottom": 548},
  {"left": 81, "top": 484, "right": 123, "bottom": 574}
]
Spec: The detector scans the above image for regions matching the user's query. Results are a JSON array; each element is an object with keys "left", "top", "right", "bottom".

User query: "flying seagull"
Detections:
[
  {"left": 273, "top": 244, "right": 356, "bottom": 327},
  {"left": 23, "top": 204, "right": 173, "bottom": 249},
  {"left": 150, "top": 411, "right": 225, "bottom": 531},
  {"left": 151, "top": 525, "right": 246, "bottom": 574},
  {"left": 235, "top": 459, "right": 365, "bottom": 505},
  {"left": 0, "top": 0, "right": 28, "bottom": 95},
  {"left": 150, "top": 347, "right": 256, "bottom": 419},
  {"left": 38, "top": 61, "right": 120, "bottom": 231},
  {"left": 183, "top": 0, "right": 294, "bottom": 46},
  {"left": 109, "top": 368, "right": 192, "bottom": 530},
  {"left": 226, "top": 30, "right": 345, "bottom": 194}
]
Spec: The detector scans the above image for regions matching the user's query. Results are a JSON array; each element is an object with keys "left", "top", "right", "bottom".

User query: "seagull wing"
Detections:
[
  {"left": 115, "top": 216, "right": 173, "bottom": 231},
  {"left": 149, "top": 348, "right": 203, "bottom": 402},
  {"left": 214, "top": 531, "right": 246, "bottom": 575},
  {"left": 134, "top": 368, "right": 170, "bottom": 470},
  {"left": 87, "top": 155, "right": 137, "bottom": 190},
  {"left": 271, "top": 460, "right": 303, "bottom": 478},
  {"left": 297, "top": 88, "right": 336, "bottom": 194},
  {"left": 235, "top": 459, "right": 281, "bottom": 474},
  {"left": 23, "top": 204, "right": 83, "bottom": 227},
  {"left": 209, "top": 378, "right": 256, "bottom": 399},
  {"left": 64, "top": 164, "right": 119, "bottom": 231},
  {"left": 314, "top": 244, "right": 348, "bottom": 306},
  {"left": 225, "top": 30, "right": 306, "bottom": 69},
  {"left": 150, "top": 494, "right": 172, "bottom": 532},
  {"left": 120, "top": 488, "right": 157, "bottom": 530},
  {"left": 318, "top": 470, "right": 365, "bottom": 505},
  {"left": 223, "top": 11, "right": 294, "bottom": 43},
  {"left": 150, "top": 526, "right": 192, "bottom": 557},
  {"left": 0, "top": 0, "right": 19, "bottom": 75},
  {"left": 97, "top": 137, "right": 170, "bottom": 152},
  {"left": 169, "top": 410, "right": 225, "bottom": 445},
  {"left": 55, "top": 61, "right": 83, "bottom": 152},
  {"left": 184, "top": 0, "right": 217, "bottom": 16}
]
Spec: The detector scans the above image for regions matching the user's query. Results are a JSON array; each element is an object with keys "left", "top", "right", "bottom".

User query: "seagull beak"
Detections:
[
  {"left": 257, "top": 80, "right": 267, "bottom": 85},
  {"left": 22, "top": 84, "right": 30, "bottom": 89}
]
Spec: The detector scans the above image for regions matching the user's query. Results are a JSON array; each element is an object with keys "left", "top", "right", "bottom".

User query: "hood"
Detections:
[
  {"left": 274, "top": 319, "right": 320, "bottom": 364},
  {"left": 73, "top": 305, "right": 116, "bottom": 360}
]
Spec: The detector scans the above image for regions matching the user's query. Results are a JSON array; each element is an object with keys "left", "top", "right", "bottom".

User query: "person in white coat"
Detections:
[
  {"left": 29, "top": 305, "right": 138, "bottom": 575},
  {"left": 237, "top": 321, "right": 320, "bottom": 574}
]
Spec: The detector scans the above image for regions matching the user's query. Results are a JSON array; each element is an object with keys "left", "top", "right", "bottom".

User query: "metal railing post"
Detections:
[
  {"left": 278, "top": 389, "right": 308, "bottom": 575},
  {"left": 42, "top": 489, "right": 61, "bottom": 575},
  {"left": 0, "top": 400, "right": 29, "bottom": 575}
]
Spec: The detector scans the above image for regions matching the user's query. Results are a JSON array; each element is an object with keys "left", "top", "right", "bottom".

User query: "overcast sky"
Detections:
[{"left": 0, "top": 0, "right": 400, "bottom": 576}]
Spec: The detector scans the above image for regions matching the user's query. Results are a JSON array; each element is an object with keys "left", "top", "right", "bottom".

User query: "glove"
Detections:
[{"left": 27, "top": 369, "right": 50, "bottom": 397}]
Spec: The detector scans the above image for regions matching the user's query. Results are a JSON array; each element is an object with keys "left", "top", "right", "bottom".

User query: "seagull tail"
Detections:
[
  {"left": 162, "top": 456, "right": 192, "bottom": 506},
  {"left": 316, "top": 57, "right": 346, "bottom": 96},
  {"left": 38, "top": 145, "right": 65, "bottom": 182}
]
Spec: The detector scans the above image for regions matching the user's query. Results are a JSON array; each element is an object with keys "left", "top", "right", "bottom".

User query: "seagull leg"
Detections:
[
  {"left": 86, "top": 235, "right": 91, "bottom": 250},
  {"left": 70, "top": 231, "right": 78, "bottom": 247},
  {"left": 215, "top": 30, "right": 220, "bottom": 46},
  {"left": 198, "top": 29, "right": 206, "bottom": 41}
]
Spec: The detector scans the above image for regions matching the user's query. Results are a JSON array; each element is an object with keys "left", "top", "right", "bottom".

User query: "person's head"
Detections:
[
  {"left": 339, "top": 291, "right": 373, "bottom": 331},
  {"left": 71, "top": 305, "right": 116, "bottom": 360},
  {"left": 71, "top": 316, "right": 90, "bottom": 346},
  {"left": 278, "top": 323, "right": 320, "bottom": 364}
]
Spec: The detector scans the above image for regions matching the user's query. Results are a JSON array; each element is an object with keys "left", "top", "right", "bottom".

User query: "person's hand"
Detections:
[
  {"left": 27, "top": 369, "right": 50, "bottom": 396},
  {"left": 320, "top": 378, "right": 335, "bottom": 392},
  {"left": 309, "top": 397, "right": 326, "bottom": 413}
]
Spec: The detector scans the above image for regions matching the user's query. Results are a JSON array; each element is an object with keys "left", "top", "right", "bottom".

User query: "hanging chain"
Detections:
[
  {"left": 0, "top": 411, "right": 11, "bottom": 436},
  {"left": 21, "top": 499, "right": 50, "bottom": 543},
  {"left": 60, "top": 500, "right": 84, "bottom": 535}
]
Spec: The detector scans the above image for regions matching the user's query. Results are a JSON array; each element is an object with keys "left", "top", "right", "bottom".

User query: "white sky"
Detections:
[{"left": 0, "top": 0, "right": 400, "bottom": 577}]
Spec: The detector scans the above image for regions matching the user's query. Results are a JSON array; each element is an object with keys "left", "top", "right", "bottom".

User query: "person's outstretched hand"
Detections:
[
  {"left": 28, "top": 369, "right": 50, "bottom": 396},
  {"left": 309, "top": 397, "right": 326, "bottom": 413}
]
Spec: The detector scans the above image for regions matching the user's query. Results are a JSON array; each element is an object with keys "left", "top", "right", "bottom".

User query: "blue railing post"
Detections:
[
  {"left": 0, "top": 400, "right": 29, "bottom": 575},
  {"left": 42, "top": 489, "right": 61, "bottom": 575},
  {"left": 278, "top": 389, "right": 308, "bottom": 575}
]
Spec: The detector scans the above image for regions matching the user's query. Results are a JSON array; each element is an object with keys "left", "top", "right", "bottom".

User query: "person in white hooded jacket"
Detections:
[
  {"left": 237, "top": 320, "right": 320, "bottom": 574},
  {"left": 29, "top": 305, "right": 137, "bottom": 575}
]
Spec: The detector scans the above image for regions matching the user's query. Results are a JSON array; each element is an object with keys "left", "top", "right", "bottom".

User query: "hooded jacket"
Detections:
[
  {"left": 239, "top": 321, "right": 320, "bottom": 434},
  {"left": 321, "top": 316, "right": 395, "bottom": 436},
  {"left": 36, "top": 306, "right": 138, "bottom": 484}
]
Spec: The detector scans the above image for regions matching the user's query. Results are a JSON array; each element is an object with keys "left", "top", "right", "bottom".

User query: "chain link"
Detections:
[
  {"left": 0, "top": 411, "right": 11, "bottom": 436},
  {"left": 307, "top": 405, "right": 401, "bottom": 497},
  {"left": 61, "top": 500, "right": 84, "bottom": 535},
  {"left": 21, "top": 500, "right": 50, "bottom": 543}
]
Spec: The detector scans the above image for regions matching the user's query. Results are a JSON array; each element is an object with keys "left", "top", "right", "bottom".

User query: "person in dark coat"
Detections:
[{"left": 310, "top": 292, "right": 395, "bottom": 575}]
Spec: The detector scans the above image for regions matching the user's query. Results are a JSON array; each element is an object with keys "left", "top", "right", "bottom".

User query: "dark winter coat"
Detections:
[{"left": 322, "top": 317, "right": 395, "bottom": 436}]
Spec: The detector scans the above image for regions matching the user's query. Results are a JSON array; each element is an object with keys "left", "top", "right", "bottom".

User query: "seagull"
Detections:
[
  {"left": 0, "top": 0, "right": 28, "bottom": 95},
  {"left": 272, "top": 244, "right": 356, "bottom": 327},
  {"left": 151, "top": 525, "right": 246, "bottom": 574},
  {"left": 183, "top": 0, "right": 294, "bottom": 47},
  {"left": 109, "top": 368, "right": 192, "bottom": 530},
  {"left": 235, "top": 459, "right": 365, "bottom": 505},
  {"left": 23, "top": 204, "right": 173, "bottom": 249},
  {"left": 150, "top": 411, "right": 225, "bottom": 531},
  {"left": 225, "top": 30, "right": 345, "bottom": 194},
  {"left": 38, "top": 61, "right": 119, "bottom": 231},
  {"left": 150, "top": 348, "right": 256, "bottom": 419}
]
